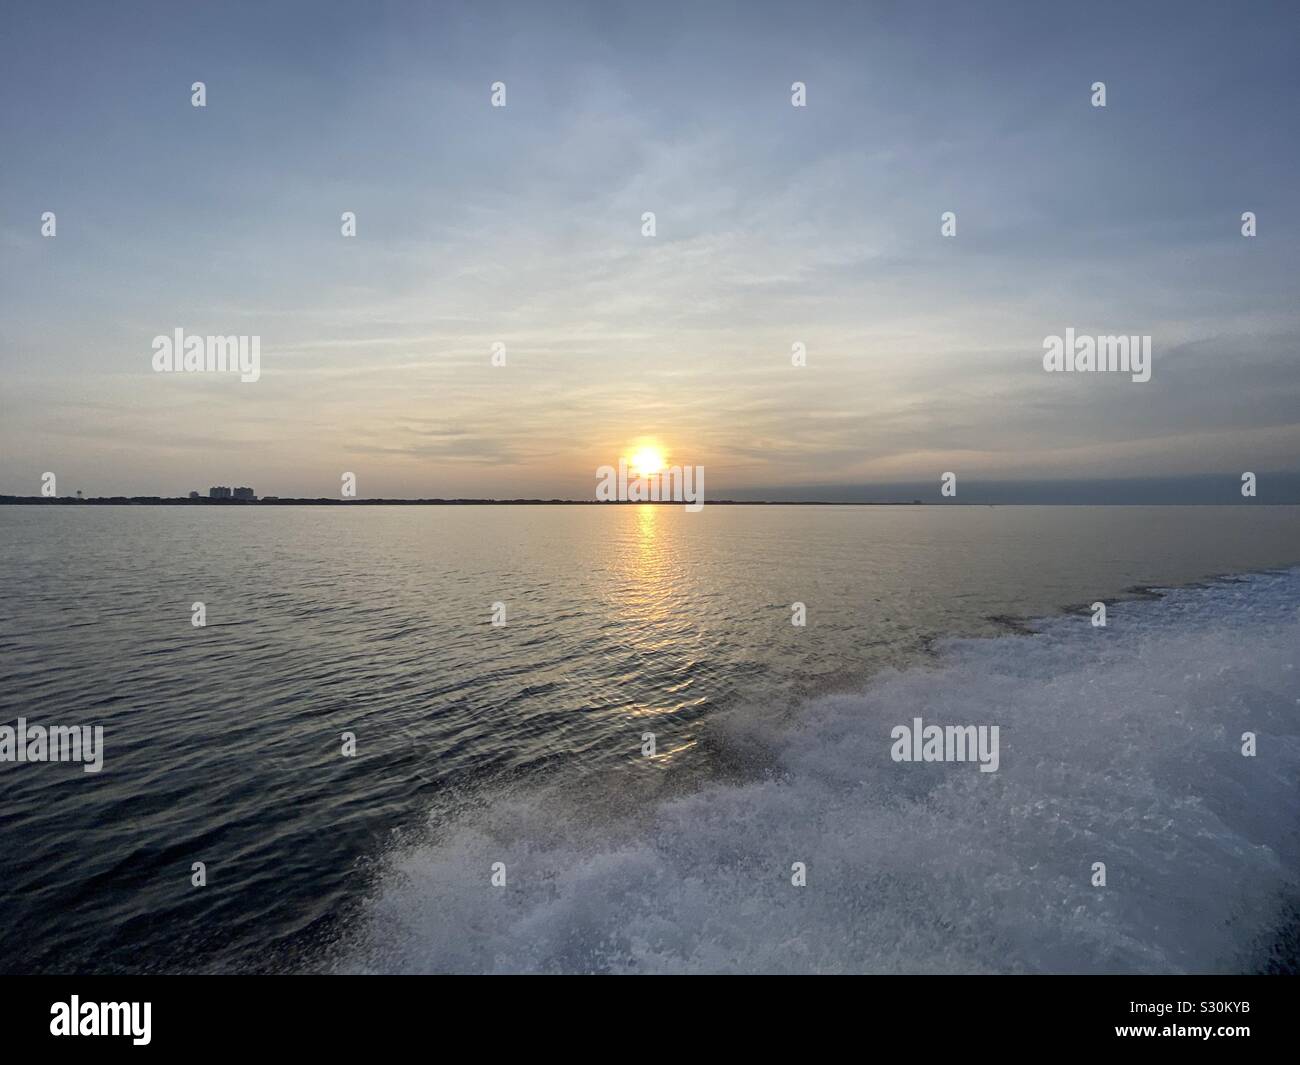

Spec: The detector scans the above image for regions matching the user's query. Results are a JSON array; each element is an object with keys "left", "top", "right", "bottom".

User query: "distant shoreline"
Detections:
[
  {"left": 2, "top": 496, "right": 925, "bottom": 506},
  {"left": 0, "top": 496, "right": 1290, "bottom": 507}
]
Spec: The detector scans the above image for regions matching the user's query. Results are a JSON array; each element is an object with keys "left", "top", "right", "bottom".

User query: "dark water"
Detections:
[{"left": 1, "top": 505, "right": 1298, "bottom": 973}]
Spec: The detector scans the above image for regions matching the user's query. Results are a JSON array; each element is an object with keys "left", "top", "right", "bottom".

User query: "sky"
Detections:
[{"left": 1, "top": 0, "right": 1298, "bottom": 500}]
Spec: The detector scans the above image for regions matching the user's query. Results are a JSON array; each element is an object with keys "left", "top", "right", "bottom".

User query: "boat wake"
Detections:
[{"left": 335, "top": 569, "right": 1300, "bottom": 973}]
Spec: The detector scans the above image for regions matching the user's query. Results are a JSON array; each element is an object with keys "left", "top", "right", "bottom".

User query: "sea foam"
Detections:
[{"left": 337, "top": 569, "right": 1300, "bottom": 973}]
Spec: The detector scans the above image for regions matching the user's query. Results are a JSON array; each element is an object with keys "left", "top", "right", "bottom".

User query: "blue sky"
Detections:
[{"left": 2, "top": 0, "right": 1298, "bottom": 498}]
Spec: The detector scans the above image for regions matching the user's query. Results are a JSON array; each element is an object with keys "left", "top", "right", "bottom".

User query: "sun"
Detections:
[{"left": 629, "top": 446, "right": 666, "bottom": 477}]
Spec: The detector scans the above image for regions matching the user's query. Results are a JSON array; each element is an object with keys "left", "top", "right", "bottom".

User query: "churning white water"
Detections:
[{"left": 340, "top": 569, "right": 1300, "bottom": 974}]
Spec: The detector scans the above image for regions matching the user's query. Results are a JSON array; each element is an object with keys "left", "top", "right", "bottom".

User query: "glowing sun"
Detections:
[{"left": 629, "top": 446, "right": 666, "bottom": 477}]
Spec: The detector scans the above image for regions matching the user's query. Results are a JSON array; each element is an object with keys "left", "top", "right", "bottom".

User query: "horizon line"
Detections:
[{"left": 3, "top": 496, "right": 1294, "bottom": 508}]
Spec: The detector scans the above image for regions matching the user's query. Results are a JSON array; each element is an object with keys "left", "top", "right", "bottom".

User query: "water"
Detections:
[{"left": 1, "top": 505, "right": 1297, "bottom": 973}]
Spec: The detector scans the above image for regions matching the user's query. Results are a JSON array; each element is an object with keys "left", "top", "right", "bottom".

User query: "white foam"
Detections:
[{"left": 337, "top": 569, "right": 1300, "bottom": 973}]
